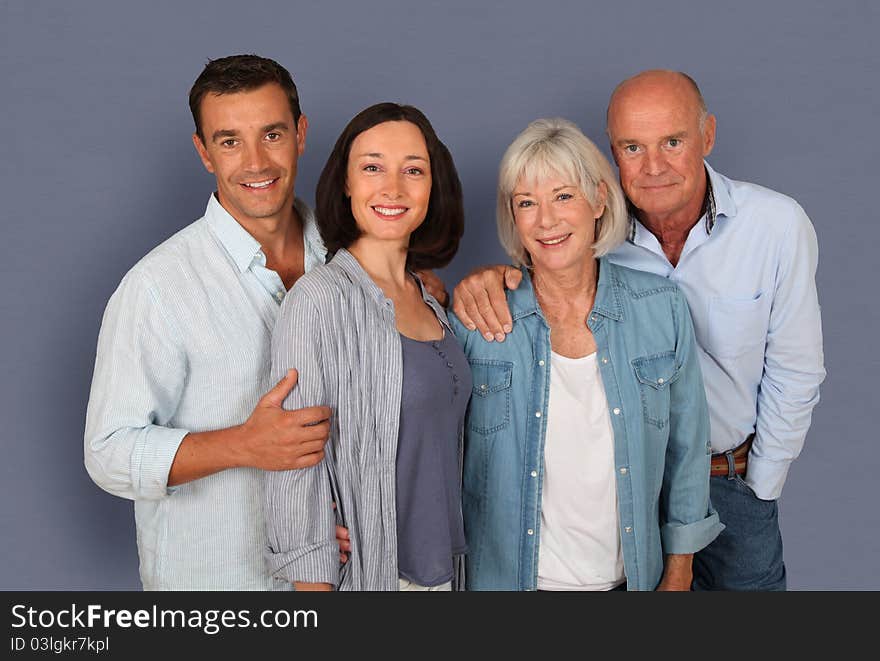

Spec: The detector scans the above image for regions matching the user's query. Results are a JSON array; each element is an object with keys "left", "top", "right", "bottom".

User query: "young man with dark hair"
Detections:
[{"left": 85, "top": 55, "right": 341, "bottom": 590}]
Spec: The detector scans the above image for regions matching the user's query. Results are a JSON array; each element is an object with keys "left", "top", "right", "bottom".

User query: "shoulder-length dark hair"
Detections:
[{"left": 316, "top": 103, "right": 464, "bottom": 270}]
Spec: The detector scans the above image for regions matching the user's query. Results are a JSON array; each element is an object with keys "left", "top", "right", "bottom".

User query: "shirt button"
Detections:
[
  {"left": 275, "top": 291, "right": 283, "bottom": 300},
  {"left": 657, "top": 378, "right": 665, "bottom": 384},
  {"left": 619, "top": 467, "right": 628, "bottom": 475},
  {"left": 624, "top": 526, "right": 633, "bottom": 533},
  {"left": 530, "top": 470, "right": 538, "bottom": 478},
  {"left": 527, "top": 529, "right": 534, "bottom": 536},
  {"left": 480, "top": 384, "right": 488, "bottom": 390},
  {"left": 535, "top": 411, "right": 542, "bottom": 418},
  {"left": 601, "top": 357, "right": 608, "bottom": 364},
  {"left": 447, "top": 361, "right": 454, "bottom": 368},
  {"left": 590, "top": 314, "right": 597, "bottom": 322},
  {"left": 613, "top": 407, "right": 621, "bottom": 415},
  {"left": 538, "top": 360, "right": 545, "bottom": 366}
]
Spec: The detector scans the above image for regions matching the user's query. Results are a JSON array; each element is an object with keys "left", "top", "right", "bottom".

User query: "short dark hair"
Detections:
[
  {"left": 189, "top": 54, "right": 302, "bottom": 141},
  {"left": 316, "top": 103, "right": 464, "bottom": 271}
]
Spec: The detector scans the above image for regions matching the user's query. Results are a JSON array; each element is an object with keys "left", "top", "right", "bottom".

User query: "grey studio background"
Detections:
[{"left": 2, "top": 0, "right": 877, "bottom": 590}]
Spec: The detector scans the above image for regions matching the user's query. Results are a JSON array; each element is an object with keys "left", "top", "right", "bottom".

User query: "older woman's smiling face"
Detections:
[{"left": 512, "top": 173, "right": 606, "bottom": 274}]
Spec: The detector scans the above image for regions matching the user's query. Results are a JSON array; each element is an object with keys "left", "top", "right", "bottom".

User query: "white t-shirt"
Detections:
[{"left": 537, "top": 351, "right": 625, "bottom": 591}]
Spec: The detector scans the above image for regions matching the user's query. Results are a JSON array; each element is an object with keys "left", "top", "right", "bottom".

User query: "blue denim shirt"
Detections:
[{"left": 449, "top": 258, "right": 723, "bottom": 591}]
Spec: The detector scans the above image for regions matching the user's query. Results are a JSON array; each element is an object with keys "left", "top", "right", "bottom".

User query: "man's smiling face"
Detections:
[
  {"left": 607, "top": 71, "right": 715, "bottom": 224},
  {"left": 192, "top": 82, "right": 307, "bottom": 226}
]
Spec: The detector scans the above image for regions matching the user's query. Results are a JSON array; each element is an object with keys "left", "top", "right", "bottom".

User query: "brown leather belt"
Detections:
[{"left": 709, "top": 435, "right": 753, "bottom": 477}]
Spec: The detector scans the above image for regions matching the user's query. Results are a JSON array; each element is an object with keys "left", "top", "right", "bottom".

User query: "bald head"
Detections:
[{"left": 607, "top": 70, "right": 708, "bottom": 132}]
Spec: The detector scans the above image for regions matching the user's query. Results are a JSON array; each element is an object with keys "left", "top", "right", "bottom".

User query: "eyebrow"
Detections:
[
  {"left": 355, "top": 152, "right": 428, "bottom": 162},
  {"left": 615, "top": 131, "right": 688, "bottom": 146},
  {"left": 211, "top": 129, "right": 237, "bottom": 142},
  {"left": 512, "top": 185, "right": 576, "bottom": 197},
  {"left": 211, "top": 122, "right": 289, "bottom": 142}
]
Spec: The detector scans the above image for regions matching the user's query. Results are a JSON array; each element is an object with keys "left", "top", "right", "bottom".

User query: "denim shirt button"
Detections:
[
  {"left": 602, "top": 357, "right": 608, "bottom": 364},
  {"left": 619, "top": 467, "right": 628, "bottom": 475},
  {"left": 535, "top": 411, "right": 542, "bottom": 418},
  {"left": 624, "top": 526, "right": 633, "bottom": 533},
  {"left": 538, "top": 359, "right": 545, "bottom": 366},
  {"left": 530, "top": 470, "right": 538, "bottom": 478},
  {"left": 527, "top": 529, "right": 534, "bottom": 536},
  {"left": 613, "top": 407, "right": 621, "bottom": 415}
]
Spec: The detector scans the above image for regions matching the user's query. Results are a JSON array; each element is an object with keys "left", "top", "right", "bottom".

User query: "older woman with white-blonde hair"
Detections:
[{"left": 450, "top": 118, "right": 723, "bottom": 591}]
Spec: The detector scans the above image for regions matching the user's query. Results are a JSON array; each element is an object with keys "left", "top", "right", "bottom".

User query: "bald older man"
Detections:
[{"left": 455, "top": 70, "right": 825, "bottom": 591}]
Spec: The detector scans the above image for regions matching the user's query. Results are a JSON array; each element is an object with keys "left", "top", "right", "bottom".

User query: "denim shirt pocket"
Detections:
[
  {"left": 631, "top": 351, "right": 680, "bottom": 430},
  {"left": 467, "top": 359, "right": 513, "bottom": 435}
]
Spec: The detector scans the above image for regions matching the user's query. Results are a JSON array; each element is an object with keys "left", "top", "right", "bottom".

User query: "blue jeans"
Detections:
[{"left": 692, "top": 473, "right": 786, "bottom": 591}]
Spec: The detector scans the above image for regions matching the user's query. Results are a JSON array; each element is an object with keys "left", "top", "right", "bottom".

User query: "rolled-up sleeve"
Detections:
[
  {"left": 264, "top": 287, "right": 339, "bottom": 586},
  {"left": 661, "top": 290, "right": 724, "bottom": 554},
  {"left": 84, "top": 271, "right": 189, "bottom": 501}
]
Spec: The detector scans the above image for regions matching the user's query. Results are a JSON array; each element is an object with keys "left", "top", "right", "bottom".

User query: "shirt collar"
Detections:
[
  {"left": 329, "top": 248, "right": 451, "bottom": 328},
  {"left": 204, "top": 194, "right": 327, "bottom": 274},
  {"left": 204, "top": 194, "right": 262, "bottom": 273},
  {"left": 627, "top": 161, "right": 734, "bottom": 243},
  {"left": 508, "top": 256, "right": 623, "bottom": 323}
]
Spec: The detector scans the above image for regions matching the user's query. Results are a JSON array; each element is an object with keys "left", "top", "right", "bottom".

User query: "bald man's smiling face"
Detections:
[{"left": 607, "top": 74, "right": 716, "bottom": 225}]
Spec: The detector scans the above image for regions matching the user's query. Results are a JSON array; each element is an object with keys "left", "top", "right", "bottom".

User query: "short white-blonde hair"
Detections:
[{"left": 497, "top": 118, "right": 628, "bottom": 266}]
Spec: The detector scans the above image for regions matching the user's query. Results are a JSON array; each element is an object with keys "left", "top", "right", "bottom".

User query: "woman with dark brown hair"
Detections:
[{"left": 263, "top": 103, "right": 469, "bottom": 591}]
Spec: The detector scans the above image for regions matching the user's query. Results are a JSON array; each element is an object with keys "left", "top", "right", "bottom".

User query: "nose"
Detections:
[
  {"left": 243, "top": 141, "right": 270, "bottom": 172},
  {"left": 535, "top": 201, "right": 557, "bottom": 229},
  {"left": 382, "top": 172, "right": 404, "bottom": 199},
  {"left": 643, "top": 148, "right": 666, "bottom": 177}
]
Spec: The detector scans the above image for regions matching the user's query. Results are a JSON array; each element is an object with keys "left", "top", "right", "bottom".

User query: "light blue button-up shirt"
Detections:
[
  {"left": 451, "top": 259, "right": 723, "bottom": 591},
  {"left": 608, "top": 163, "right": 825, "bottom": 500},
  {"left": 84, "top": 194, "right": 325, "bottom": 590}
]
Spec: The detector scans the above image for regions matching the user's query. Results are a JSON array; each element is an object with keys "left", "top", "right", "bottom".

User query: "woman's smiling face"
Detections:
[
  {"left": 512, "top": 172, "right": 606, "bottom": 274},
  {"left": 345, "top": 120, "right": 432, "bottom": 246}
]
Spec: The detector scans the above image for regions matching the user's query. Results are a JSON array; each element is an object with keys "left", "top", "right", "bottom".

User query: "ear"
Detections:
[
  {"left": 702, "top": 114, "right": 717, "bottom": 157},
  {"left": 192, "top": 133, "right": 215, "bottom": 174},
  {"left": 295, "top": 114, "right": 309, "bottom": 156},
  {"left": 593, "top": 181, "right": 608, "bottom": 219}
]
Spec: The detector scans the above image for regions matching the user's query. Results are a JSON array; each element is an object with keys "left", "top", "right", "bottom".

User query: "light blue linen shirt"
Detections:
[
  {"left": 84, "top": 194, "right": 325, "bottom": 590},
  {"left": 608, "top": 163, "right": 825, "bottom": 500}
]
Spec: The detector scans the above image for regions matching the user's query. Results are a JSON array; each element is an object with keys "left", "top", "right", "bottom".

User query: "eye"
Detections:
[
  {"left": 623, "top": 144, "right": 640, "bottom": 154},
  {"left": 556, "top": 192, "right": 574, "bottom": 201},
  {"left": 667, "top": 138, "right": 681, "bottom": 148},
  {"left": 265, "top": 132, "right": 282, "bottom": 141},
  {"left": 220, "top": 138, "right": 238, "bottom": 148},
  {"left": 362, "top": 164, "right": 381, "bottom": 172},
  {"left": 404, "top": 167, "right": 424, "bottom": 176},
  {"left": 516, "top": 199, "right": 535, "bottom": 209}
]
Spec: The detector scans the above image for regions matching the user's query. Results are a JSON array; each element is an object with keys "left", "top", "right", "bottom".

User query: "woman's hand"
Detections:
[{"left": 656, "top": 554, "right": 694, "bottom": 591}]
